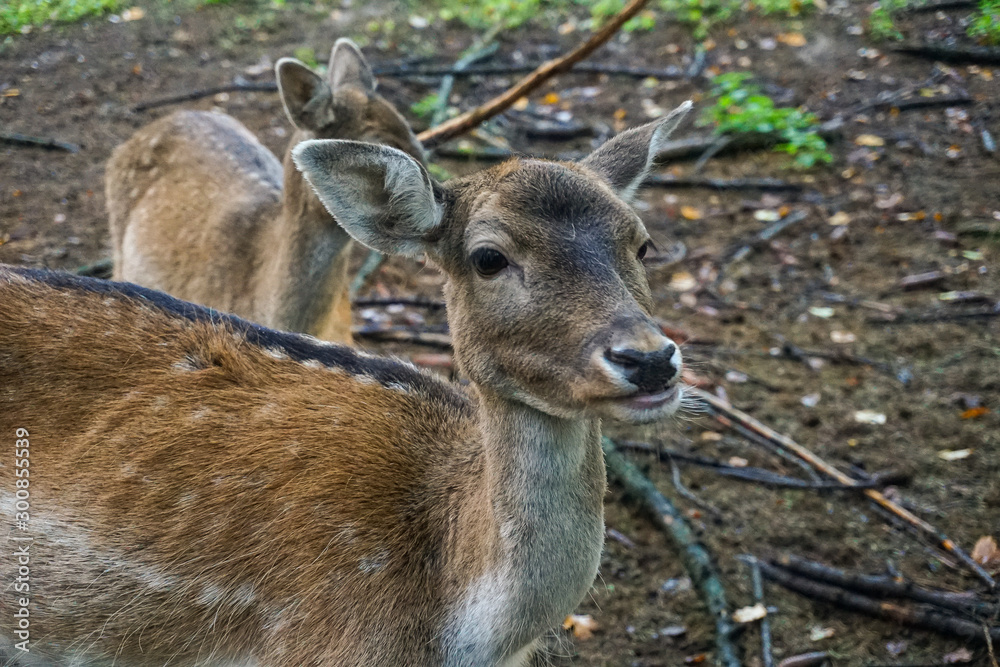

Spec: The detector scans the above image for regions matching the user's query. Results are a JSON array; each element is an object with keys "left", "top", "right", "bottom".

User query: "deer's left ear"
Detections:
[{"left": 580, "top": 101, "right": 692, "bottom": 202}]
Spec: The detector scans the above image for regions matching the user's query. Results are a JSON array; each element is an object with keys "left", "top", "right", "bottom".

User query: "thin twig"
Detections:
[
  {"left": 653, "top": 119, "right": 843, "bottom": 163},
  {"left": 870, "top": 302, "right": 1000, "bottom": 325},
  {"left": 603, "top": 438, "right": 741, "bottom": 667},
  {"left": 0, "top": 131, "right": 79, "bottom": 152},
  {"left": 668, "top": 455, "right": 723, "bottom": 518},
  {"left": 417, "top": 0, "right": 652, "bottom": 148},
  {"left": 725, "top": 210, "right": 809, "bottom": 266},
  {"left": 132, "top": 82, "right": 278, "bottom": 112},
  {"left": 689, "top": 387, "right": 997, "bottom": 590},
  {"left": 754, "top": 557, "right": 1000, "bottom": 641}
]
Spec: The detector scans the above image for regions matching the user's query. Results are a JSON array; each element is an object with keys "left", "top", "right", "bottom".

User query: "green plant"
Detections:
[
  {"left": 969, "top": 0, "right": 1000, "bottom": 43},
  {"left": 410, "top": 93, "right": 441, "bottom": 119},
  {"left": 433, "top": 0, "right": 543, "bottom": 30},
  {"left": 1, "top": 0, "right": 122, "bottom": 35},
  {"left": 700, "top": 72, "right": 831, "bottom": 168}
]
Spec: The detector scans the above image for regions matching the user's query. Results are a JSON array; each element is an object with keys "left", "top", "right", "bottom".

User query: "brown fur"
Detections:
[
  {"left": 106, "top": 39, "right": 423, "bottom": 344},
  {"left": 0, "top": 106, "right": 690, "bottom": 667}
]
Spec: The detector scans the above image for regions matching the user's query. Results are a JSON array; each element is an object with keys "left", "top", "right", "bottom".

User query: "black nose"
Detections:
[{"left": 604, "top": 344, "right": 679, "bottom": 393}]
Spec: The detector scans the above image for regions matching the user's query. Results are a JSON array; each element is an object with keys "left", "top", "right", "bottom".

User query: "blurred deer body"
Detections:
[
  {"left": 1, "top": 103, "right": 690, "bottom": 667},
  {"left": 107, "top": 39, "right": 423, "bottom": 343}
]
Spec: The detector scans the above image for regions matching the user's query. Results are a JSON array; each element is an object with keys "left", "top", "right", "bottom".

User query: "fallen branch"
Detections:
[
  {"left": 417, "top": 0, "right": 652, "bottom": 148},
  {"left": 751, "top": 556, "right": 1000, "bottom": 641},
  {"left": 745, "top": 557, "right": 775, "bottom": 667},
  {"left": 351, "top": 325, "right": 453, "bottom": 349},
  {"left": 870, "top": 302, "right": 1000, "bottom": 325},
  {"left": 603, "top": 438, "right": 741, "bottom": 667},
  {"left": 643, "top": 175, "right": 804, "bottom": 192},
  {"left": 0, "top": 131, "right": 80, "bottom": 153},
  {"left": 348, "top": 250, "right": 386, "bottom": 298},
  {"left": 375, "top": 62, "right": 690, "bottom": 80},
  {"left": 773, "top": 554, "right": 999, "bottom": 619},
  {"left": 352, "top": 297, "right": 446, "bottom": 310},
  {"left": 132, "top": 82, "right": 278, "bottom": 113},
  {"left": 898, "top": 0, "right": 976, "bottom": 12},
  {"left": 618, "top": 440, "right": 892, "bottom": 490},
  {"left": 891, "top": 42, "right": 1000, "bottom": 65},
  {"left": 690, "top": 387, "right": 996, "bottom": 590},
  {"left": 430, "top": 38, "right": 500, "bottom": 127}
]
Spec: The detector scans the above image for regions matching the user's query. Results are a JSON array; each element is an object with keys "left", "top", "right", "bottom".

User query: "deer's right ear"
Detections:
[
  {"left": 293, "top": 140, "right": 441, "bottom": 258},
  {"left": 276, "top": 57, "right": 331, "bottom": 131},
  {"left": 328, "top": 38, "right": 377, "bottom": 92}
]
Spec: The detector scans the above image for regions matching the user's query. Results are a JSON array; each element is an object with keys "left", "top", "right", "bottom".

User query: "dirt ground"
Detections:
[{"left": 1, "top": 1, "right": 999, "bottom": 664}]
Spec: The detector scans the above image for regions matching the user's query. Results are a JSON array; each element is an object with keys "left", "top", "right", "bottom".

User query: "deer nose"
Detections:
[{"left": 604, "top": 343, "right": 680, "bottom": 394}]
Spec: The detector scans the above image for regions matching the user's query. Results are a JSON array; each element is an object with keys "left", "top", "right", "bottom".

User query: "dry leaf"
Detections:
[
  {"left": 827, "top": 211, "right": 850, "bottom": 226},
  {"left": 700, "top": 431, "right": 723, "bottom": 442},
  {"left": 562, "top": 614, "right": 599, "bottom": 640},
  {"left": 512, "top": 97, "right": 530, "bottom": 111},
  {"left": 938, "top": 448, "right": 973, "bottom": 461},
  {"left": 830, "top": 330, "right": 856, "bottom": 343},
  {"left": 728, "top": 456, "right": 749, "bottom": 467},
  {"left": 943, "top": 647, "right": 974, "bottom": 664},
  {"left": 854, "top": 134, "right": 885, "bottom": 147},
  {"left": 808, "top": 306, "right": 834, "bottom": 318},
  {"left": 122, "top": 7, "right": 145, "bottom": 21},
  {"left": 732, "top": 603, "right": 768, "bottom": 623},
  {"left": 680, "top": 205, "right": 702, "bottom": 220},
  {"left": 809, "top": 625, "right": 835, "bottom": 641},
  {"left": 0, "top": 88, "right": 20, "bottom": 98},
  {"left": 754, "top": 209, "right": 781, "bottom": 222},
  {"left": 777, "top": 32, "right": 807, "bottom": 47},
  {"left": 669, "top": 272, "right": 697, "bottom": 292},
  {"left": 854, "top": 410, "right": 886, "bottom": 425},
  {"left": 961, "top": 406, "right": 989, "bottom": 419},
  {"left": 542, "top": 92, "right": 560, "bottom": 105},
  {"left": 972, "top": 536, "right": 999, "bottom": 567}
]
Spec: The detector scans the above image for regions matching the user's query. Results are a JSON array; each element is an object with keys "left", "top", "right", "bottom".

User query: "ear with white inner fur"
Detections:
[
  {"left": 329, "top": 38, "right": 377, "bottom": 92},
  {"left": 293, "top": 139, "right": 441, "bottom": 258},
  {"left": 580, "top": 100, "right": 693, "bottom": 202},
  {"left": 276, "top": 58, "right": 331, "bottom": 131}
]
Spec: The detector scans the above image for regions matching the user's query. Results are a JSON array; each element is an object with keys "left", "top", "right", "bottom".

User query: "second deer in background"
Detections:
[{"left": 106, "top": 38, "right": 423, "bottom": 344}]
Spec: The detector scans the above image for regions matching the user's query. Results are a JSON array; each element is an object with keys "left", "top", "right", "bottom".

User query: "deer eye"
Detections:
[
  {"left": 637, "top": 240, "right": 655, "bottom": 261},
  {"left": 470, "top": 248, "right": 509, "bottom": 277}
]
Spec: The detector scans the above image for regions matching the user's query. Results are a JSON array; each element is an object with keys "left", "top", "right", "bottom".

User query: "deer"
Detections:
[
  {"left": 0, "top": 102, "right": 690, "bottom": 667},
  {"left": 106, "top": 38, "right": 423, "bottom": 344}
]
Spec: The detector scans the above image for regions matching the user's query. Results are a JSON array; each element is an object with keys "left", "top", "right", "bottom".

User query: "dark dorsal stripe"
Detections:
[{"left": 5, "top": 267, "right": 469, "bottom": 411}]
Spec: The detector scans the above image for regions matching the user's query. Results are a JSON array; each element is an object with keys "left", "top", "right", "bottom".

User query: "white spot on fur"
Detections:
[
  {"left": 264, "top": 347, "right": 288, "bottom": 360},
  {"left": 386, "top": 382, "right": 409, "bottom": 394},
  {"left": 354, "top": 374, "right": 375, "bottom": 386},
  {"left": 302, "top": 359, "right": 323, "bottom": 370},
  {"left": 198, "top": 584, "right": 224, "bottom": 606}
]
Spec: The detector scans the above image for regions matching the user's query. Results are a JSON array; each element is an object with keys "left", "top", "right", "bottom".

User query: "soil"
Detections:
[{"left": 1, "top": 1, "right": 999, "bottom": 665}]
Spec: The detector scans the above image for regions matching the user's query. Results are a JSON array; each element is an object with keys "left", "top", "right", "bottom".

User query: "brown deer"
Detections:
[
  {"left": 106, "top": 38, "right": 423, "bottom": 344},
  {"left": 0, "top": 103, "right": 690, "bottom": 667}
]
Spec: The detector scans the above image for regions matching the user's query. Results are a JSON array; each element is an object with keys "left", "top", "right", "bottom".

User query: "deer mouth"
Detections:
[
  {"left": 597, "top": 385, "right": 681, "bottom": 422},
  {"left": 621, "top": 385, "right": 679, "bottom": 411}
]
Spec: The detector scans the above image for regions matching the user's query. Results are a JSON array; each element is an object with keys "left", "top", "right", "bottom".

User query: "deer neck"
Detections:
[
  {"left": 256, "top": 131, "right": 354, "bottom": 339},
  {"left": 443, "top": 387, "right": 606, "bottom": 664}
]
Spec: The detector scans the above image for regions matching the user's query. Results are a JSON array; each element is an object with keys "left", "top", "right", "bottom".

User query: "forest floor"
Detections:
[{"left": 1, "top": 1, "right": 999, "bottom": 665}]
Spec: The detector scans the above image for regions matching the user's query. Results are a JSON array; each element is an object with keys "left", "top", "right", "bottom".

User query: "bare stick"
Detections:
[
  {"left": 891, "top": 43, "right": 1000, "bottom": 65},
  {"left": 0, "top": 131, "right": 79, "bottom": 153},
  {"left": 351, "top": 326, "right": 453, "bottom": 349},
  {"left": 689, "top": 387, "right": 997, "bottom": 590},
  {"left": 744, "top": 556, "right": 775, "bottom": 667},
  {"left": 348, "top": 250, "right": 386, "bottom": 298},
  {"left": 643, "top": 175, "right": 803, "bottom": 192},
  {"left": 430, "top": 39, "right": 500, "bottom": 127},
  {"left": 352, "top": 297, "right": 446, "bottom": 310},
  {"left": 618, "top": 440, "right": 887, "bottom": 490},
  {"left": 417, "top": 0, "right": 652, "bottom": 148},
  {"left": 603, "top": 438, "right": 741, "bottom": 667},
  {"left": 773, "top": 554, "right": 998, "bottom": 618},
  {"left": 752, "top": 557, "right": 1000, "bottom": 641}
]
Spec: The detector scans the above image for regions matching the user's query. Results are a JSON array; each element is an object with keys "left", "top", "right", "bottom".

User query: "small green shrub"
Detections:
[
  {"left": 410, "top": 93, "right": 441, "bottom": 119},
  {"left": 1, "top": 0, "right": 122, "bottom": 35},
  {"left": 969, "top": 0, "right": 1000, "bottom": 43},
  {"left": 701, "top": 72, "right": 831, "bottom": 168}
]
